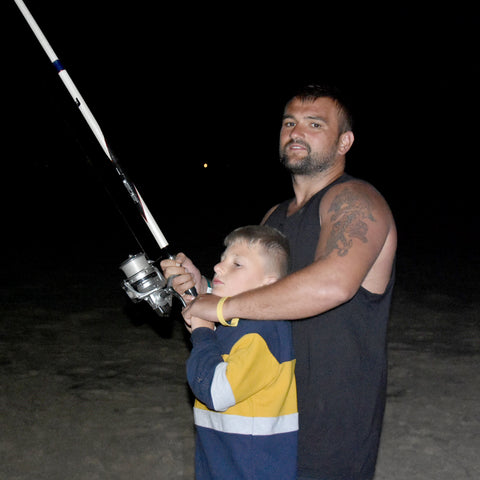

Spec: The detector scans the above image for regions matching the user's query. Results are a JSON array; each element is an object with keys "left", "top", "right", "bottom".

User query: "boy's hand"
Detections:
[
  {"left": 183, "top": 313, "right": 215, "bottom": 333},
  {"left": 183, "top": 294, "right": 222, "bottom": 323},
  {"left": 190, "top": 316, "right": 215, "bottom": 331},
  {"left": 160, "top": 252, "right": 201, "bottom": 295},
  {"left": 182, "top": 290, "right": 214, "bottom": 333}
]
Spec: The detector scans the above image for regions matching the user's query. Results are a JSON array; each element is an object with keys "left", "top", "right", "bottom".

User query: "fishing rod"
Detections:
[{"left": 14, "top": 0, "right": 196, "bottom": 316}]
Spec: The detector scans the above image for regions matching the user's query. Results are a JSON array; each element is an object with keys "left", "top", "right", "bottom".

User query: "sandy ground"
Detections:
[{"left": 1, "top": 246, "right": 479, "bottom": 480}]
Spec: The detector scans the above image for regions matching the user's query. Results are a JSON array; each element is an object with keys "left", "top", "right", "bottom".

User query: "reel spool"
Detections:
[{"left": 119, "top": 252, "right": 186, "bottom": 316}]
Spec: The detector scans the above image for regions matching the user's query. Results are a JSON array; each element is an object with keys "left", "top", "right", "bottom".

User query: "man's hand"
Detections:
[{"left": 182, "top": 294, "right": 222, "bottom": 323}]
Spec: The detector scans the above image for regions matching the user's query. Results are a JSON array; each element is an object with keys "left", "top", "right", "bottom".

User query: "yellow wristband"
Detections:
[{"left": 216, "top": 297, "right": 239, "bottom": 327}]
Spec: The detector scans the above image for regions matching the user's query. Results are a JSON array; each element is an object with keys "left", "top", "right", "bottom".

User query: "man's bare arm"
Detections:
[{"left": 184, "top": 181, "right": 396, "bottom": 322}]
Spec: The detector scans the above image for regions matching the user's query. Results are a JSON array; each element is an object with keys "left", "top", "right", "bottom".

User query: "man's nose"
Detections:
[{"left": 287, "top": 121, "right": 305, "bottom": 139}]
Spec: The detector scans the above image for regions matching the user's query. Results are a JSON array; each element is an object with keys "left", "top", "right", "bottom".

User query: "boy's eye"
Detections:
[{"left": 234, "top": 262, "right": 242, "bottom": 268}]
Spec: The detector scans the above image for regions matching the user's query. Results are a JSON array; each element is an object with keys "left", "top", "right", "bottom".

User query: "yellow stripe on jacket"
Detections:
[{"left": 194, "top": 332, "right": 297, "bottom": 421}]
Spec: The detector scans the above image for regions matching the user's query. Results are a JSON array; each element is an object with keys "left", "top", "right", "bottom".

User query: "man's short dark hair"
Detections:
[{"left": 289, "top": 84, "right": 354, "bottom": 134}]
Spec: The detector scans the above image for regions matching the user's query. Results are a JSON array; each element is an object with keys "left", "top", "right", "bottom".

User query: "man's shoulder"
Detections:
[{"left": 320, "top": 177, "right": 392, "bottom": 217}]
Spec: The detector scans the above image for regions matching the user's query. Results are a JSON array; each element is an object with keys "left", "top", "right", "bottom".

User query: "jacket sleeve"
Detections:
[
  {"left": 187, "top": 327, "right": 281, "bottom": 412},
  {"left": 186, "top": 328, "right": 224, "bottom": 410}
]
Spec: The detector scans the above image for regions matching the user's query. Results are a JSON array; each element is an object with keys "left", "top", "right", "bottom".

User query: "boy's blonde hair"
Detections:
[{"left": 224, "top": 225, "right": 290, "bottom": 278}]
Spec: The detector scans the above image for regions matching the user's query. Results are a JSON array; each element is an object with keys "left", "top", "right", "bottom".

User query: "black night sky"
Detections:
[{"left": 5, "top": 1, "right": 479, "bottom": 278}]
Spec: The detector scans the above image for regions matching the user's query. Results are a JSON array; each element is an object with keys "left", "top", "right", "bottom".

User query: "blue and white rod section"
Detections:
[{"left": 14, "top": 0, "right": 169, "bottom": 250}]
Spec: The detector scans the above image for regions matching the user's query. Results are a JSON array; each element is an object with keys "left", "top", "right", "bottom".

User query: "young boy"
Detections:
[{"left": 184, "top": 225, "right": 298, "bottom": 480}]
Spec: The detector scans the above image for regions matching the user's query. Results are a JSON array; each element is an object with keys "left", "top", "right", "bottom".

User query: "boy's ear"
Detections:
[{"left": 262, "top": 275, "right": 278, "bottom": 286}]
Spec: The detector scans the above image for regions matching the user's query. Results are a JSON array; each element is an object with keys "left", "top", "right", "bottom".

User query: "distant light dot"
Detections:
[{"left": 203, "top": 163, "right": 208, "bottom": 168}]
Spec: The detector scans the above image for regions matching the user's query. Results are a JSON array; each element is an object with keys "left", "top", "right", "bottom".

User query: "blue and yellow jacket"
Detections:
[{"left": 187, "top": 319, "right": 298, "bottom": 480}]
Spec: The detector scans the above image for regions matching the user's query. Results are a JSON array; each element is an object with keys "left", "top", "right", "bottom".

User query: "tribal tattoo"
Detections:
[{"left": 325, "top": 188, "right": 376, "bottom": 257}]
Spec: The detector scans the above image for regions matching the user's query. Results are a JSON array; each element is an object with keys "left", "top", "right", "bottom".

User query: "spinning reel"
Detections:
[{"left": 119, "top": 253, "right": 187, "bottom": 317}]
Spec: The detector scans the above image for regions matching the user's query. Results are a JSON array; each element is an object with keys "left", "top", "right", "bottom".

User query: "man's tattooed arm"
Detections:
[{"left": 325, "top": 188, "right": 376, "bottom": 257}]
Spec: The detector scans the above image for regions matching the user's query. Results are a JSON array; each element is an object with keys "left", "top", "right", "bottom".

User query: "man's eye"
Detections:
[
  {"left": 234, "top": 262, "right": 242, "bottom": 268},
  {"left": 311, "top": 122, "right": 322, "bottom": 128}
]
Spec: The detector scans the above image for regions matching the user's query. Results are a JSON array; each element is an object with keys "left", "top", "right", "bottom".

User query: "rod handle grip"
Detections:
[{"left": 185, "top": 287, "right": 198, "bottom": 297}]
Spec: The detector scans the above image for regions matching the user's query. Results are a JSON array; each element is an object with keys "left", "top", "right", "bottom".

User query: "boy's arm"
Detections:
[
  {"left": 187, "top": 328, "right": 224, "bottom": 409},
  {"left": 187, "top": 330, "right": 281, "bottom": 412}
]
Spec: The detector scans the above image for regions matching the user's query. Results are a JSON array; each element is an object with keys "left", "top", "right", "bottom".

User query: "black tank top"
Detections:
[{"left": 266, "top": 174, "right": 395, "bottom": 479}]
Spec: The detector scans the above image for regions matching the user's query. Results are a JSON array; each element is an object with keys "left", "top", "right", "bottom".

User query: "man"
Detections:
[{"left": 163, "top": 84, "right": 397, "bottom": 480}]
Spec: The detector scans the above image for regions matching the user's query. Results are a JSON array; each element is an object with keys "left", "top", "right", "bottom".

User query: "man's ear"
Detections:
[{"left": 338, "top": 131, "right": 354, "bottom": 155}]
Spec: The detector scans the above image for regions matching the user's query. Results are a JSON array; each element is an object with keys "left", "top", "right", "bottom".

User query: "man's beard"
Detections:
[{"left": 280, "top": 139, "right": 338, "bottom": 176}]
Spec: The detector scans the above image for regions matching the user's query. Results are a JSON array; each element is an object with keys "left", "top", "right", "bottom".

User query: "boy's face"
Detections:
[{"left": 212, "top": 240, "right": 277, "bottom": 297}]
